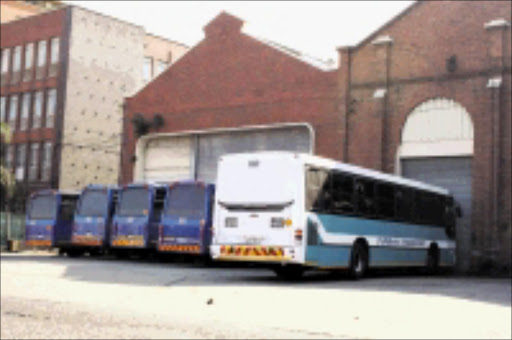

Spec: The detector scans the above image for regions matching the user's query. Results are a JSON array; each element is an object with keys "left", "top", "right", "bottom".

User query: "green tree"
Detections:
[{"left": 0, "top": 122, "right": 14, "bottom": 201}]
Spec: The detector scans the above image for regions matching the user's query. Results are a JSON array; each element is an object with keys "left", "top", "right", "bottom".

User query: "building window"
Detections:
[
  {"left": 28, "top": 143, "right": 39, "bottom": 181},
  {"left": 8, "top": 95, "right": 18, "bottom": 132},
  {"left": 143, "top": 56, "right": 152, "bottom": 83},
  {"left": 32, "top": 91, "right": 43, "bottom": 129},
  {"left": 36, "top": 40, "right": 47, "bottom": 80},
  {"left": 50, "top": 37, "right": 59, "bottom": 64},
  {"left": 16, "top": 144, "right": 27, "bottom": 181},
  {"left": 23, "top": 43, "right": 34, "bottom": 82},
  {"left": 156, "top": 60, "right": 168, "bottom": 76},
  {"left": 45, "top": 89, "right": 56, "bottom": 128},
  {"left": 0, "top": 96, "right": 6, "bottom": 123},
  {"left": 41, "top": 141, "right": 52, "bottom": 182},
  {"left": 20, "top": 92, "right": 31, "bottom": 131},
  {"left": 49, "top": 37, "right": 59, "bottom": 77},
  {"left": 4, "top": 145, "right": 14, "bottom": 170},
  {"left": 11, "top": 46, "right": 22, "bottom": 84},
  {"left": 1, "top": 48, "right": 10, "bottom": 86}
]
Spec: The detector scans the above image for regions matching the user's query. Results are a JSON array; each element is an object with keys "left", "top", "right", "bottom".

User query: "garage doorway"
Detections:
[{"left": 398, "top": 98, "right": 473, "bottom": 271}]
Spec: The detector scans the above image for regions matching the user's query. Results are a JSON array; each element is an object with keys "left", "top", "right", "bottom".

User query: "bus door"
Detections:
[
  {"left": 72, "top": 186, "right": 118, "bottom": 249},
  {"left": 53, "top": 193, "right": 80, "bottom": 247},
  {"left": 159, "top": 182, "right": 214, "bottom": 255}
]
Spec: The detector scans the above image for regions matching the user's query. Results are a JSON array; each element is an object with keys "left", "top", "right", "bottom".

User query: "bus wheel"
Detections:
[
  {"left": 89, "top": 249, "right": 103, "bottom": 257},
  {"left": 349, "top": 242, "right": 368, "bottom": 280},
  {"left": 273, "top": 265, "right": 304, "bottom": 281},
  {"left": 67, "top": 249, "right": 83, "bottom": 258},
  {"left": 426, "top": 245, "right": 439, "bottom": 275}
]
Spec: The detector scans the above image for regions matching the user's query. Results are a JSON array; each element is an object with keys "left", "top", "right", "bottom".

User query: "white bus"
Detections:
[{"left": 210, "top": 152, "right": 460, "bottom": 279}]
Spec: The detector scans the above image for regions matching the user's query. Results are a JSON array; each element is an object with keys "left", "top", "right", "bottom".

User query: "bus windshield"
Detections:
[
  {"left": 117, "top": 187, "right": 149, "bottom": 216},
  {"left": 165, "top": 184, "right": 205, "bottom": 219},
  {"left": 29, "top": 195, "right": 57, "bottom": 220},
  {"left": 77, "top": 190, "right": 108, "bottom": 217}
]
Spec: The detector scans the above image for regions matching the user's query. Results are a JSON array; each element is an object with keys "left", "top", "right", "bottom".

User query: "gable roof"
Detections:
[
  {"left": 204, "top": 11, "right": 336, "bottom": 72},
  {"left": 344, "top": 1, "right": 422, "bottom": 51}
]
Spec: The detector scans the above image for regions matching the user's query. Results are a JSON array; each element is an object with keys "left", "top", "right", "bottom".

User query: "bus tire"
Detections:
[
  {"left": 89, "top": 249, "right": 103, "bottom": 257},
  {"left": 67, "top": 249, "right": 83, "bottom": 258},
  {"left": 273, "top": 265, "right": 304, "bottom": 281},
  {"left": 349, "top": 242, "right": 368, "bottom": 280},
  {"left": 426, "top": 245, "right": 439, "bottom": 275}
]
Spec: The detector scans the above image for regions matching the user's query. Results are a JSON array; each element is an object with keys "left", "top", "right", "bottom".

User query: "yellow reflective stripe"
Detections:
[
  {"left": 220, "top": 245, "right": 285, "bottom": 258},
  {"left": 158, "top": 244, "right": 200, "bottom": 253},
  {"left": 25, "top": 240, "right": 52, "bottom": 247}
]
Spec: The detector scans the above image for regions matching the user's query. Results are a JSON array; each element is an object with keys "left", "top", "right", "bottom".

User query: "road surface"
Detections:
[{"left": 1, "top": 251, "right": 511, "bottom": 339}]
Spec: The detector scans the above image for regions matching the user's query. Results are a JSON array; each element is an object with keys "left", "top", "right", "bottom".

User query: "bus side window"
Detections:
[
  {"left": 110, "top": 190, "right": 119, "bottom": 216},
  {"left": 59, "top": 197, "right": 76, "bottom": 222},
  {"left": 305, "top": 168, "right": 330, "bottom": 212},
  {"left": 376, "top": 182, "right": 395, "bottom": 220},
  {"left": 355, "top": 178, "right": 375, "bottom": 218},
  {"left": 331, "top": 171, "right": 355, "bottom": 214},
  {"left": 396, "top": 187, "right": 414, "bottom": 223},
  {"left": 209, "top": 189, "right": 215, "bottom": 217},
  {"left": 153, "top": 188, "right": 166, "bottom": 217}
]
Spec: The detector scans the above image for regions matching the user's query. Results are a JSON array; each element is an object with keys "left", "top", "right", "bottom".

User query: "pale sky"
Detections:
[{"left": 64, "top": 1, "right": 414, "bottom": 64}]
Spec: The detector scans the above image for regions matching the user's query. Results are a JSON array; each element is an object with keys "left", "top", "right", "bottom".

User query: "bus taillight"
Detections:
[{"left": 294, "top": 229, "right": 303, "bottom": 241}]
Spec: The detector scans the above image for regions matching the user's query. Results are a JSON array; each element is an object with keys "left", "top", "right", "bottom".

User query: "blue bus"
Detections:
[
  {"left": 210, "top": 152, "right": 460, "bottom": 279},
  {"left": 70, "top": 185, "right": 119, "bottom": 257},
  {"left": 158, "top": 181, "right": 215, "bottom": 257},
  {"left": 25, "top": 190, "right": 80, "bottom": 252},
  {"left": 110, "top": 183, "right": 166, "bottom": 256}
]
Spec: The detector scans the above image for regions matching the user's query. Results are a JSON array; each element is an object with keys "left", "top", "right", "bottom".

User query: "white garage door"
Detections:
[
  {"left": 142, "top": 136, "right": 193, "bottom": 181},
  {"left": 137, "top": 125, "right": 312, "bottom": 184},
  {"left": 196, "top": 126, "right": 312, "bottom": 183}
]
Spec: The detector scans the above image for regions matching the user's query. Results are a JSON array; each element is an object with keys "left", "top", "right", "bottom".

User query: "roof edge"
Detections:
[{"left": 350, "top": 1, "right": 421, "bottom": 51}]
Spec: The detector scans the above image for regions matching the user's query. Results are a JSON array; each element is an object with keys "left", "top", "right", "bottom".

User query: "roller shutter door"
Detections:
[
  {"left": 401, "top": 157, "right": 472, "bottom": 268},
  {"left": 142, "top": 136, "right": 192, "bottom": 181},
  {"left": 197, "top": 126, "right": 311, "bottom": 183}
]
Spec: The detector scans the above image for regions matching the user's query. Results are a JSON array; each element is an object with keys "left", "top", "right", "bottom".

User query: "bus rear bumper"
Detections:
[{"left": 210, "top": 244, "right": 298, "bottom": 263}]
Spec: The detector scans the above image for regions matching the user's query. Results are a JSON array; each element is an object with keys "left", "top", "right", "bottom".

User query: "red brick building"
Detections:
[
  {"left": 122, "top": 2, "right": 510, "bottom": 272},
  {"left": 1, "top": 4, "right": 188, "bottom": 202},
  {"left": 122, "top": 12, "right": 338, "bottom": 184},
  {"left": 337, "top": 0, "right": 510, "bottom": 272}
]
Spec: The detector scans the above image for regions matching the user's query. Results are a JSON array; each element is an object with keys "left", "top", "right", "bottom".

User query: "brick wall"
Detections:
[
  {"left": 1, "top": 8, "right": 67, "bottom": 190},
  {"left": 338, "top": 0, "right": 511, "bottom": 271},
  {"left": 123, "top": 12, "right": 338, "bottom": 184}
]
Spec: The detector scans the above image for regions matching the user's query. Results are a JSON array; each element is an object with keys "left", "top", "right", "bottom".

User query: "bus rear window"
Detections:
[
  {"left": 118, "top": 188, "right": 149, "bottom": 216},
  {"left": 29, "top": 195, "right": 57, "bottom": 220},
  {"left": 77, "top": 190, "right": 108, "bottom": 217},
  {"left": 165, "top": 185, "right": 205, "bottom": 219}
]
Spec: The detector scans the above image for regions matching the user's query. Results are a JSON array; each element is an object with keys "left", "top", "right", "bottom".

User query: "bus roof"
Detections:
[
  {"left": 124, "top": 182, "right": 168, "bottom": 189},
  {"left": 83, "top": 184, "right": 119, "bottom": 190},
  {"left": 31, "top": 189, "right": 80, "bottom": 197},
  {"left": 219, "top": 151, "right": 450, "bottom": 196}
]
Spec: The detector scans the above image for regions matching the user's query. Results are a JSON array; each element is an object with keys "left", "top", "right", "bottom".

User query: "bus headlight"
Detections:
[{"left": 225, "top": 217, "right": 238, "bottom": 228}]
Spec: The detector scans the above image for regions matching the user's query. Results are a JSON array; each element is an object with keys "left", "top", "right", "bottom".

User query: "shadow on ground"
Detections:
[{"left": 2, "top": 252, "right": 511, "bottom": 308}]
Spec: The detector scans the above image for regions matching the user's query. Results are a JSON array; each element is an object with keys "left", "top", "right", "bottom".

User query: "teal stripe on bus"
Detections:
[{"left": 313, "top": 213, "right": 449, "bottom": 241}]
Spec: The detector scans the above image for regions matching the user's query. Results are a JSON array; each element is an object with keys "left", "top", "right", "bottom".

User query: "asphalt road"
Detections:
[{"left": 1, "top": 251, "right": 511, "bottom": 339}]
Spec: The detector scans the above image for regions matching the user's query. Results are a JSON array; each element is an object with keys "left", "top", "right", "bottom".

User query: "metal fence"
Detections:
[{"left": 0, "top": 212, "right": 25, "bottom": 250}]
